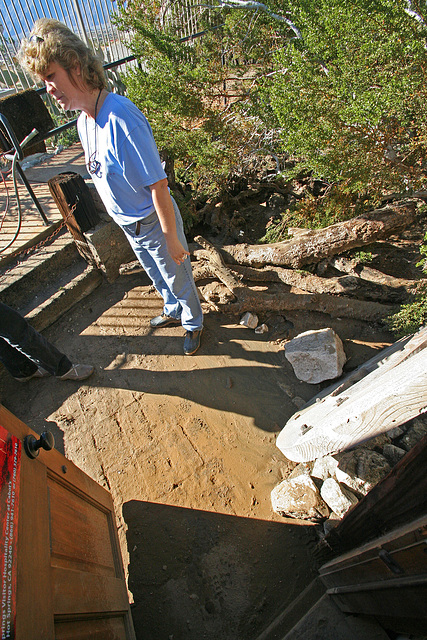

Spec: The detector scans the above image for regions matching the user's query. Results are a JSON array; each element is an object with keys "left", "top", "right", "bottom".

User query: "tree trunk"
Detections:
[
  {"left": 218, "top": 202, "right": 417, "bottom": 268},
  {"left": 328, "top": 256, "right": 423, "bottom": 292},
  {"left": 226, "top": 288, "right": 398, "bottom": 320}
]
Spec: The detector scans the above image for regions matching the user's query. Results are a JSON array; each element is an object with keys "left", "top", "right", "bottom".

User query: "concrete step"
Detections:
[
  {"left": 255, "top": 578, "right": 326, "bottom": 640},
  {"left": 281, "top": 594, "right": 390, "bottom": 640},
  {"left": 0, "top": 227, "right": 102, "bottom": 331},
  {"left": 255, "top": 578, "right": 390, "bottom": 640}
]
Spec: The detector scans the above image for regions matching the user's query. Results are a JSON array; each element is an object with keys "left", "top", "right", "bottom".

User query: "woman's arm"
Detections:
[{"left": 149, "top": 178, "right": 190, "bottom": 265}]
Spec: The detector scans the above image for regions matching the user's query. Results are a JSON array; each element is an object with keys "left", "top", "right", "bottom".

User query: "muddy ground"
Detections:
[{"left": 0, "top": 262, "right": 397, "bottom": 639}]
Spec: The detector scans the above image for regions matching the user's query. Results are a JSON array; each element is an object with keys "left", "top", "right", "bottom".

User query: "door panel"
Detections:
[
  {"left": 52, "top": 569, "right": 131, "bottom": 615},
  {"left": 0, "top": 404, "right": 135, "bottom": 640},
  {"left": 48, "top": 475, "right": 117, "bottom": 577},
  {"left": 15, "top": 444, "right": 54, "bottom": 640},
  {"left": 54, "top": 616, "right": 130, "bottom": 640}
]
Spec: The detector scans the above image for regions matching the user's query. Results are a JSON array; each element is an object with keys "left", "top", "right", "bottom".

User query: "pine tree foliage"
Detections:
[
  {"left": 113, "top": 0, "right": 294, "bottom": 194},
  {"left": 265, "top": 0, "right": 427, "bottom": 205},
  {"left": 114, "top": 0, "right": 427, "bottom": 209}
]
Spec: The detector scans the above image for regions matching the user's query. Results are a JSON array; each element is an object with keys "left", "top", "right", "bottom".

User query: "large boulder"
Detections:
[{"left": 284, "top": 328, "right": 346, "bottom": 384}]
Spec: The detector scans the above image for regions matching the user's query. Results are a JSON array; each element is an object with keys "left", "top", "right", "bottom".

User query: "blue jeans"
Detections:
[
  {"left": 121, "top": 199, "right": 203, "bottom": 332},
  {"left": 0, "top": 302, "right": 71, "bottom": 378}
]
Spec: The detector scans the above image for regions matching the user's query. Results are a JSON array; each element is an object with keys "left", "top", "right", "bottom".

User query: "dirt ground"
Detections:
[{"left": 0, "top": 264, "right": 396, "bottom": 639}]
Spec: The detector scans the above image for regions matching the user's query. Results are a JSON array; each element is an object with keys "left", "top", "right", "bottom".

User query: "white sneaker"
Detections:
[{"left": 57, "top": 364, "right": 94, "bottom": 381}]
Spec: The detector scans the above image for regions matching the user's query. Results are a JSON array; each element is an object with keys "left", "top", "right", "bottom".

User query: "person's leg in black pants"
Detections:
[{"left": 0, "top": 302, "right": 76, "bottom": 380}]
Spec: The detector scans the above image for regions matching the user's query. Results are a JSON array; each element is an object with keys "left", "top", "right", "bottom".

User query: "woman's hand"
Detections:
[
  {"left": 150, "top": 178, "right": 189, "bottom": 265},
  {"left": 166, "top": 237, "right": 190, "bottom": 265}
]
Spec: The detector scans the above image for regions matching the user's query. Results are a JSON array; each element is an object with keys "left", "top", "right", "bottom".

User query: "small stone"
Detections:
[
  {"left": 255, "top": 323, "right": 268, "bottom": 334},
  {"left": 387, "top": 426, "right": 405, "bottom": 440},
  {"left": 320, "top": 477, "right": 359, "bottom": 518},
  {"left": 240, "top": 312, "right": 258, "bottom": 329},
  {"left": 323, "top": 512, "right": 341, "bottom": 535},
  {"left": 382, "top": 443, "right": 407, "bottom": 466},
  {"left": 288, "top": 462, "right": 312, "bottom": 479},
  {"left": 399, "top": 415, "right": 427, "bottom": 451},
  {"left": 311, "top": 455, "right": 339, "bottom": 482}
]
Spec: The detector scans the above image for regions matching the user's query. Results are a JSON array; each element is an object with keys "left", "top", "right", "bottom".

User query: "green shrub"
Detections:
[
  {"left": 386, "top": 232, "right": 427, "bottom": 336},
  {"left": 264, "top": 0, "right": 427, "bottom": 208}
]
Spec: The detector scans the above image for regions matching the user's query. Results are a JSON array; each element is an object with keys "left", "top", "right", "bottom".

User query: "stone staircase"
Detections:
[{"left": 0, "top": 225, "right": 102, "bottom": 331}]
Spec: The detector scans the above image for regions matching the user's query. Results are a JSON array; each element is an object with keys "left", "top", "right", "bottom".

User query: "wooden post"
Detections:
[{"left": 48, "top": 172, "right": 101, "bottom": 263}]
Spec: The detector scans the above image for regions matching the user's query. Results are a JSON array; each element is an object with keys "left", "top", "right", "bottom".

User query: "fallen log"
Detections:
[
  {"left": 218, "top": 202, "right": 417, "bottom": 268},
  {"left": 228, "top": 264, "right": 411, "bottom": 303},
  {"left": 194, "top": 236, "right": 398, "bottom": 321},
  {"left": 328, "top": 256, "right": 423, "bottom": 292},
  {"left": 226, "top": 287, "right": 398, "bottom": 320}
]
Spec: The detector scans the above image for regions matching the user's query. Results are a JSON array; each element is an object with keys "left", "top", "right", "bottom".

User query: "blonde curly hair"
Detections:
[{"left": 19, "top": 18, "right": 106, "bottom": 91}]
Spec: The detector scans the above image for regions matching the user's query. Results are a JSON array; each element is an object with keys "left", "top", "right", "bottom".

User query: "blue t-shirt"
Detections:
[{"left": 77, "top": 93, "right": 167, "bottom": 226}]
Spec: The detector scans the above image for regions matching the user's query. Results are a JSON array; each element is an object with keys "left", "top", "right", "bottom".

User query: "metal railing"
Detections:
[
  {"left": 0, "top": 0, "right": 132, "bottom": 97},
  {"left": 0, "top": 0, "right": 216, "bottom": 96}
]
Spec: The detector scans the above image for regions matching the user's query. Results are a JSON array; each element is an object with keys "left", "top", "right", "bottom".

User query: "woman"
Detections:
[{"left": 19, "top": 19, "right": 203, "bottom": 355}]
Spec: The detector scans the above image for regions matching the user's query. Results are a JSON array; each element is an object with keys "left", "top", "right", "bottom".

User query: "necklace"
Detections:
[{"left": 86, "top": 88, "right": 102, "bottom": 176}]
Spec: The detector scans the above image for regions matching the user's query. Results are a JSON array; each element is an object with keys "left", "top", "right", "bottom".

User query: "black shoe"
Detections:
[
  {"left": 150, "top": 314, "right": 181, "bottom": 328},
  {"left": 183, "top": 329, "right": 202, "bottom": 355}
]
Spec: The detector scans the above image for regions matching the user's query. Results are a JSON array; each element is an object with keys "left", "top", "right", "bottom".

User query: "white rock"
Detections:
[
  {"left": 320, "top": 477, "right": 358, "bottom": 518},
  {"left": 311, "top": 455, "right": 339, "bottom": 481},
  {"left": 284, "top": 328, "right": 347, "bottom": 384},
  {"left": 271, "top": 474, "right": 329, "bottom": 521},
  {"left": 335, "top": 449, "right": 391, "bottom": 496},
  {"left": 255, "top": 323, "right": 268, "bottom": 334},
  {"left": 240, "top": 312, "right": 258, "bottom": 329}
]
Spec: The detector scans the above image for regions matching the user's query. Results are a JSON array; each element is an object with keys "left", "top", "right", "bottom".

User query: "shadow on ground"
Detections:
[{"left": 123, "top": 500, "right": 318, "bottom": 640}]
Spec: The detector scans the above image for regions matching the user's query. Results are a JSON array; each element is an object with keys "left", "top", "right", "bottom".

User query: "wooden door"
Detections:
[{"left": 0, "top": 404, "right": 136, "bottom": 640}]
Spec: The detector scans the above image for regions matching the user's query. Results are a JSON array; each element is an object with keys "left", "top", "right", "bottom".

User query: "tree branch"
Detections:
[{"left": 205, "top": 0, "right": 302, "bottom": 39}]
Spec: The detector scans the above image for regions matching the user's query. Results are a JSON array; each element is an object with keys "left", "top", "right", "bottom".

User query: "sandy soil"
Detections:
[{"left": 0, "top": 266, "right": 396, "bottom": 640}]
